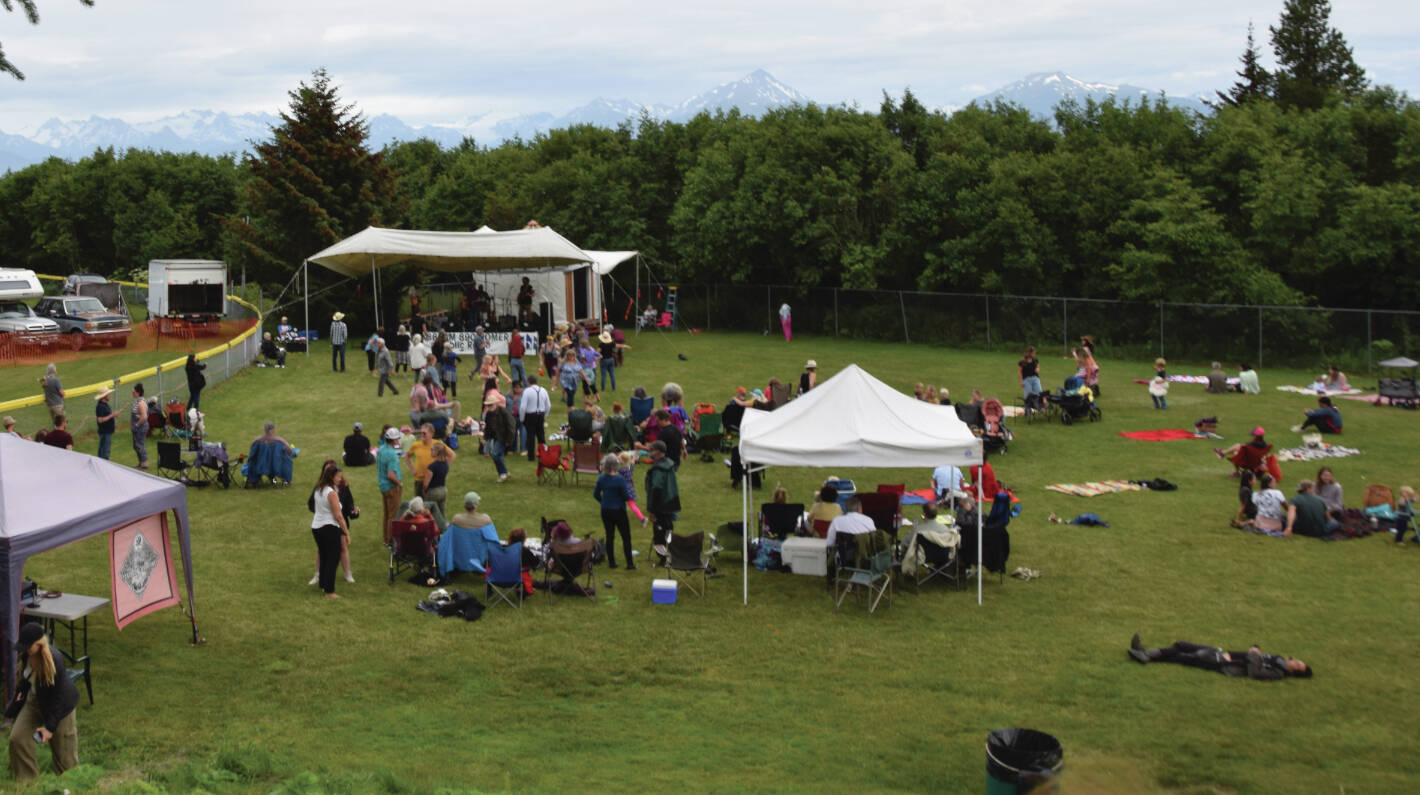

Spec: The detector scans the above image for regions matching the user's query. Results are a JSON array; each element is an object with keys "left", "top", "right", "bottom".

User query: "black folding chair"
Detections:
[{"left": 662, "top": 531, "right": 710, "bottom": 597}]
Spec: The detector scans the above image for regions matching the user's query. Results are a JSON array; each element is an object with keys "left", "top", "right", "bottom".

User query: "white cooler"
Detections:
[{"left": 781, "top": 537, "right": 830, "bottom": 576}]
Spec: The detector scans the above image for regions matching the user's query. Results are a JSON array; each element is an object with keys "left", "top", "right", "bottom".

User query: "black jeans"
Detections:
[
  {"left": 312, "top": 524, "right": 343, "bottom": 594},
  {"left": 601, "top": 508, "right": 633, "bottom": 566},
  {"left": 377, "top": 372, "right": 398, "bottom": 396},
  {"left": 524, "top": 412, "right": 546, "bottom": 459},
  {"left": 652, "top": 512, "right": 675, "bottom": 548},
  {"left": 188, "top": 385, "right": 202, "bottom": 411},
  {"left": 1156, "top": 641, "right": 1225, "bottom": 671},
  {"left": 332, "top": 343, "right": 345, "bottom": 371}
]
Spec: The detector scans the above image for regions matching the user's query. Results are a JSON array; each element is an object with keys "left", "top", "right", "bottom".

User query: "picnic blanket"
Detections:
[
  {"left": 1274, "top": 444, "right": 1362, "bottom": 462},
  {"left": 1276, "top": 385, "right": 1365, "bottom": 396},
  {"left": 902, "top": 487, "right": 1021, "bottom": 505},
  {"left": 1118, "top": 429, "right": 1204, "bottom": 442},
  {"left": 1132, "top": 374, "right": 1240, "bottom": 386},
  {"left": 1336, "top": 393, "right": 1382, "bottom": 404},
  {"left": 1045, "top": 480, "right": 1145, "bottom": 498}
]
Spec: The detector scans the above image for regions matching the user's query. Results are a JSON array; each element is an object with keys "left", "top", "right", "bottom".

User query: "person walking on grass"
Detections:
[
  {"left": 330, "top": 311, "right": 348, "bottom": 372},
  {"left": 185, "top": 354, "right": 206, "bottom": 410},
  {"left": 520, "top": 375, "right": 551, "bottom": 461},
  {"left": 309, "top": 461, "right": 350, "bottom": 598},
  {"left": 483, "top": 392, "right": 517, "bottom": 483},
  {"left": 779, "top": 301, "right": 792, "bottom": 342},
  {"left": 375, "top": 339, "right": 398, "bottom": 397},
  {"left": 4, "top": 623, "right": 79, "bottom": 782}
]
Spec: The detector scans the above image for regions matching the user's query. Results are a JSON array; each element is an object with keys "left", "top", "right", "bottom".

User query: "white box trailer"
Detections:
[{"left": 148, "top": 260, "right": 227, "bottom": 321}]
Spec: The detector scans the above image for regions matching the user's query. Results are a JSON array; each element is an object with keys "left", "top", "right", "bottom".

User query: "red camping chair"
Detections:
[
  {"left": 388, "top": 518, "right": 438, "bottom": 584},
  {"left": 657, "top": 312, "right": 673, "bottom": 328},
  {"left": 537, "top": 443, "right": 570, "bottom": 486},
  {"left": 858, "top": 491, "right": 902, "bottom": 539}
]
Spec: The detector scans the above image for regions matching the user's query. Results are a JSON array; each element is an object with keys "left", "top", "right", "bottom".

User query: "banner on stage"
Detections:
[{"left": 446, "top": 330, "right": 539, "bottom": 357}]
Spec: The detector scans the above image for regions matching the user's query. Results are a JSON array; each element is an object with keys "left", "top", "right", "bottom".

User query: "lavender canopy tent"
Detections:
[{"left": 0, "top": 435, "right": 198, "bottom": 692}]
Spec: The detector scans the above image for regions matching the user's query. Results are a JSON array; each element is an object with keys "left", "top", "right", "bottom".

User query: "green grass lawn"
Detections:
[{"left": 17, "top": 328, "right": 1420, "bottom": 793}]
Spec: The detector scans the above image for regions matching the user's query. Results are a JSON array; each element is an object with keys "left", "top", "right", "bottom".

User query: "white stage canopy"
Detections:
[{"left": 307, "top": 225, "right": 593, "bottom": 277}]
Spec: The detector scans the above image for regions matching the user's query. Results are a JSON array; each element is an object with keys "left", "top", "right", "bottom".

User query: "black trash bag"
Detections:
[{"left": 986, "top": 728, "right": 1063, "bottom": 787}]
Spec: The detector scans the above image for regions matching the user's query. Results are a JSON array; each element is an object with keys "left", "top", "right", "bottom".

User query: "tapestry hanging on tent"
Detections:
[{"left": 108, "top": 512, "right": 180, "bottom": 629}]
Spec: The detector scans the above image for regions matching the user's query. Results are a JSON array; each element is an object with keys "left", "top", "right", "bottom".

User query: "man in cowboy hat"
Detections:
[
  {"left": 597, "top": 329, "right": 621, "bottom": 392},
  {"left": 329, "top": 311, "right": 349, "bottom": 372},
  {"left": 94, "top": 385, "right": 118, "bottom": 460}
]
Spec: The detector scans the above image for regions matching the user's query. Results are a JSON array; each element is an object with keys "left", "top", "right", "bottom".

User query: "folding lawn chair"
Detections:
[
  {"left": 833, "top": 531, "right": 892, "bottom": 614},
  {"left": 537, "top": 443, "right": 570, "bottom": 486},
  {"left": 155, "top": 441, "right": 191, "bottom": 482},
  {"left": 661, "top": 531, "right": 711, "bottom": 597},
  {"left": 571, "top": 442, "right": 600, "bottom": 485},
  {"left": 388, "top": 518, "right": 438, "bottom": 585},
  {"left": 691, "top": 414, "right": 724, "bottom": 461},
  {"left": 760, "top": 502, "right": 805, "bottom": 540},
  {"left": 911, "top": 528, "right": 961, "bottom": 592},
  {"left": 485, "top": 542, "right": 524, "bottom": 609},
  {"left": 546, "top": 538, "right": 597, "bottom": 603}
]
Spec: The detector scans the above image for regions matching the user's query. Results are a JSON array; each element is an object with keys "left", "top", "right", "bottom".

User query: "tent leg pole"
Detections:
[
  {"left": 977, "top": 472, "right": 983, "bottom": 606},
  {"left": 742, "top": 462, "right": 748, "bottom": 606},
  {"left": 303, "top": 261, "right": 310, "bottom": 357}
]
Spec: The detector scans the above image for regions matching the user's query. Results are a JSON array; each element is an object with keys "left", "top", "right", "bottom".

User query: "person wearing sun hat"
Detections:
[
  {"left": 798, "top": 360, "right": 818, "bottom": 396},
  {"left": 482, "top": 390, "right": 517, "bottom": 482},
  {"left": 597, "top": 329, "right": 620, "bottom": 392},
  {"left": 5, "top": 622, "right": 80, "bottom": 781},
  {"left": 94, "top": 384, "right": 118, "bottom": 460},
  {"left": 329, "top": 311, "right": 349, "bottom": 372}
]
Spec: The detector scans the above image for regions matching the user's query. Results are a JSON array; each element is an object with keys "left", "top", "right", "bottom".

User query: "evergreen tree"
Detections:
[
  {"left": 1268, "top": 0, "right": 1367, "bottom": 110},
  {"left": 223, "top": 68, "right": 402, "bottom": 283},
  {"left": 1, "top": 0, "right": 93, "bottom": 80},
  {"left": 1213, "top": 22, "right": 1272, "bottom": 108}
]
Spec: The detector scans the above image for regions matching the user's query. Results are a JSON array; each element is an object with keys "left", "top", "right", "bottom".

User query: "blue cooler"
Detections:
[{"left": 652, "top": 579, "right": 678, "bottom": 605}]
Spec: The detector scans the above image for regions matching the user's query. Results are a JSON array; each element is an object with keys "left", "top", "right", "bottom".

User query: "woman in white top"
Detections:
[
  {"left": 407, "top": 334, "right": 429, "bottom": 380},
  {"left": 778, "top": 302, "right": 792, "bottom": 342},
  {"left": 309, "top": 460, "right": 350, "bottom": 597},
  {"left": 1251, "top": 474, "right": 1287, "bottom": 533}
]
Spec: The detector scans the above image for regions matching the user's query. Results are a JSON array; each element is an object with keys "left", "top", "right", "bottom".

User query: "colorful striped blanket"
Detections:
[{"left": 1045, "top": 480, "right": 1145, "bottom": 498}]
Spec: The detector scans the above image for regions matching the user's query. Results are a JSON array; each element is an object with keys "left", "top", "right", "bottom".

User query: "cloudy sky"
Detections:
[{"left": 2, "top": 0, "right": 1417, "bottom": 132}]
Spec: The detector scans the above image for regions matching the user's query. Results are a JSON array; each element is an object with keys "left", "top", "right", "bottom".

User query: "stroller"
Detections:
[
  {"left": 980, "top": 398, "right": 1012, "bottom": 452},
  {"left": 1048, "top": 376, "right": 1101, "bottom": 425}
]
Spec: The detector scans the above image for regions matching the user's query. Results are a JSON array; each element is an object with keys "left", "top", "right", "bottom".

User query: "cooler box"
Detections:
[
  {"left": 652, "top": 578, "right": 678, "bottom": 604},
  {"left": 781, "top": 537, "right": 830, "bottom": 576}
]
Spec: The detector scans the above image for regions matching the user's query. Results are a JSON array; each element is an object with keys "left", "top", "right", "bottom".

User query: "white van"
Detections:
[{"left": 0, "top": 268, "right": 62, "bottom": 334}]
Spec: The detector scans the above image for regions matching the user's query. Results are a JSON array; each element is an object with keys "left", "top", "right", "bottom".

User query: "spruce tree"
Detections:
[
  {"left": 1213, "top": 22, "right": 1272, "bottom": 108},
  {"left": 1268, "top": 0, "right": 1367, "bottom": 110},
  {"left": 1, "top": 0, "right": 94, "bottom": 80},
  {"left": 224, "top": 68, "right": 402, "bottom": 283}
]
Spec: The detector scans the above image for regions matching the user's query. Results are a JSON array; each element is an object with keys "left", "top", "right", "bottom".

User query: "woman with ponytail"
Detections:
[{"left": 4, "top": 623, "right": 79, "bottom": 780}]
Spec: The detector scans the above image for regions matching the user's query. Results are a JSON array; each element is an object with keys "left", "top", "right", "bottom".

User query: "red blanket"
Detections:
[{"left": 1118, "top": 429, "right": 1202, "bottom": 442}]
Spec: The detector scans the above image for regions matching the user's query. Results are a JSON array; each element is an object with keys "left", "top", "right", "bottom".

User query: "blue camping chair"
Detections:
[
  {"left": 485, "top": 542, "right": 524, "bottom": 609},
  {"left": 629, "top": 395, "right": 655, "bottom": 429},
  {"left": 244, "top": 439, "right": 293, "bottom": 487},
  {"left": 437, "top": 523, "right": 500, "bottom": 577}
]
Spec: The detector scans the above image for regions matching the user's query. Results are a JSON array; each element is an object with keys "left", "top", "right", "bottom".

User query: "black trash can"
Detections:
[{"left": 986, "top": 728, "right": 1064, "bottom": 794}]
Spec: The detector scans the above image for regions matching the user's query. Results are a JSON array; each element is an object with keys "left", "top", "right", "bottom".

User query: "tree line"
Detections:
[{"left": 1, "top": 0, "right": 1414, "bottom": 319}]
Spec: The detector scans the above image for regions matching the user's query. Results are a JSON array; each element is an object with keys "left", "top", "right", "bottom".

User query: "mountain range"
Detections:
[{"left": 0, "top": 69, "right": 1212, "bottom": 172}]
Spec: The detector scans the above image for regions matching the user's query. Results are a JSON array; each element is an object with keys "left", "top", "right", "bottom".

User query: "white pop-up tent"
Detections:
[
  {"left": 304, "top": 225, "right": 634, "bottom": 335},
  {"left": 736, "top": 364, "right": 987, "bottom": 604}
]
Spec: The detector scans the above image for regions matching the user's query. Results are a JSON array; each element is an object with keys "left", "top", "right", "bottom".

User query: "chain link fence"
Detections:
[
  {"left": 645, "top": 284, "right": 1419, "bottom": 374},
  {"left": 0, "top": 286, "right": 262, "bottom": 442}
]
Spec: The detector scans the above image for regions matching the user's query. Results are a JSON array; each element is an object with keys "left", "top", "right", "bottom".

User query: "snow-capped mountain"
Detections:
[
  {"left": 667, "top": 68, "right": 808, "bottom": 121},
  {"left": 972, "top": 71, "right": 1213, "bottom": 119},
  {"left": 0, "top": 69, "right": 811, "bottom": 170},
  {"left": 486, "top": 70, "right": 808, "bottom": 141}
]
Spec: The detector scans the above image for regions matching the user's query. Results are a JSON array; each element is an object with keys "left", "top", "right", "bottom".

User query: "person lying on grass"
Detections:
[{"left": 1128, "top": 635, "right": 1311, "bottom": 679}]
